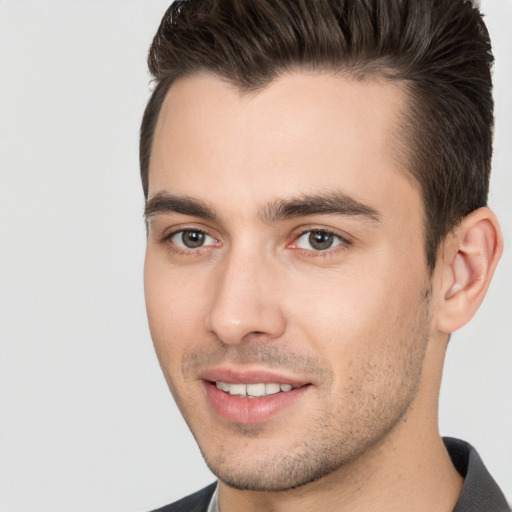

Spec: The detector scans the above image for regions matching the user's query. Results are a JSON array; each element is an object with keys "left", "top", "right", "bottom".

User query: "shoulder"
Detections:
[
  {"left": 444, "top": 437, "right": 510, "bottom": 512},
  {"left": 149, "top": 482, "right": 217, "bottom": 512}
]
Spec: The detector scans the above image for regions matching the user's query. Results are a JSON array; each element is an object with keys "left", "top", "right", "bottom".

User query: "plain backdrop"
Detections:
[{"left": 0, "top": 1, "right": 511, "bottom": 511}]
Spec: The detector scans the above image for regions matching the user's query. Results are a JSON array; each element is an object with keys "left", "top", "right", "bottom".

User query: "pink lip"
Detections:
[
  {"left": 200, "top": 367, "right": 311, "bottom": 424},
  {"left": 200, "top": 367, "right": 308, "bottom": 387}
]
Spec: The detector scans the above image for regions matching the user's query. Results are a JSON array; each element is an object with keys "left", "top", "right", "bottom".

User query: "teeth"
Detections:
[
  {"left": 266, "top": 383, "right": 281, "bottom": 395},
  {"left": 247, "top": 383, "right": 266, "bottom": 397},
  {"left": 217, "top": 381, "right": 230, "bottom": 392},
  {"left": 228, "top": 383, "right": 247, "bottom": 397},
  {"left": 215, "top": 382, "right": 296, "bottom": 397}
]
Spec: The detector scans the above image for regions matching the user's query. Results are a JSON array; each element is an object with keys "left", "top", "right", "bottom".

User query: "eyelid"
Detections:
[
  {"left": 160, "top": 223, "right": 215, "bottom": 239},
  {"left": 289, "top": 227, "right": 352, "bottom": 252},
  {"left": 160, "top": 225, "right": 221, "bottom": 249},
  {"left": 172, "top": 230, "right": 217, "bottom": 249}
]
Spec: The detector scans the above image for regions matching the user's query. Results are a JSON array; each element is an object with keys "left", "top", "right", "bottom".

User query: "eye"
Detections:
[
  {"left": 170, "top": 229, "right": 217, "bottom": 249},
  {"left": 295, "top": 230, "right": 345, "bottom": 251}
]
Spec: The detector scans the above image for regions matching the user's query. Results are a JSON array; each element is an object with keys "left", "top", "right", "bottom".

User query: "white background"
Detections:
[{"left": 0, "top": 1, "right": 510, "bottom": 511}]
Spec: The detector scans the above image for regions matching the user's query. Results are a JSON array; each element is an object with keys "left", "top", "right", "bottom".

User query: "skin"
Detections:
[{"left": 144, "top": 72, "right": 501, "bottom": 511}]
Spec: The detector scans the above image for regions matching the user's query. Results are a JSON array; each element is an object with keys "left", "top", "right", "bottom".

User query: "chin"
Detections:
[
  {"left": 207, "top": 459, "right": 335, "bottom": 492},
  {"left": 198, "top": 435, "right": 356, "bottom": 492}
]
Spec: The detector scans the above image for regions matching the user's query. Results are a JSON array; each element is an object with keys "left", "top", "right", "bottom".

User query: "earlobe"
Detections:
[{"left": 436, "top": 208, "right": 503, "bottom": 334}]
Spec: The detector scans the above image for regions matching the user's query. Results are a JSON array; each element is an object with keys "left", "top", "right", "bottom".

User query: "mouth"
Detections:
[
  {"left": 214, "top": 381, "right": 296, "bottom": 398},
  {"left": 200, "top": 369, "right": 311, "bottom": 424}
]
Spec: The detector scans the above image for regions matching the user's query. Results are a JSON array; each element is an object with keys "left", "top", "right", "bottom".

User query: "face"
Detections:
[{"left": 144, "top": 72, "right": 433, "bottom": 491}]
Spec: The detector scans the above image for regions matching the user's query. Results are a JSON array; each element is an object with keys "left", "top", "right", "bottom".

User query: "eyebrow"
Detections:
[
  {"left": 144, "top": 192, "right": 217, "bottom": 221},
  {"left": 260, "top": 192, "right": 380, "bottom": 223},
  {"left": 144, "top": 190, "right": 380, "bottom": 224}
]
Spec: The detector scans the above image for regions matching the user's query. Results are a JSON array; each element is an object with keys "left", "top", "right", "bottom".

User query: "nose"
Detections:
[{"left": 204, "top": 248, "right": 287, "bottom": 345}]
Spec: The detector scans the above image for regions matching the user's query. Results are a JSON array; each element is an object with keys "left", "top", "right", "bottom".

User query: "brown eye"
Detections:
[
  {"left": 171, "top": 230, "right": 215, "bottom": 249},
  {"left": 309, "top": 231, "right": 334, "bottom": 250},
  {"left": 296, "top": 230, "right": 344, "bottom": 251}
]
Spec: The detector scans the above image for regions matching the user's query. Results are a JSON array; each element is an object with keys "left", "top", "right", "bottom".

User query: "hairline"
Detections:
[{"left": 145, "top": 65, "right": 419, "bottom": 191}]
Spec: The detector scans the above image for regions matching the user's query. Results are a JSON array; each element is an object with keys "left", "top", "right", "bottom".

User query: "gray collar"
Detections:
[{"left": 206, "top": 484, "right": 219, "bottom": 512}]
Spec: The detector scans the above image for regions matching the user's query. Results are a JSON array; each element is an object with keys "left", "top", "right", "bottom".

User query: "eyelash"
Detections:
[
  {"left": 161, "top": 227, "right": 219, "bottom": 256},
  {"left": 160, "top": 227, "right": 351, "bottom": 256},
  {"left": 292, "top": 228, "right": 351, "bottom": 256}
]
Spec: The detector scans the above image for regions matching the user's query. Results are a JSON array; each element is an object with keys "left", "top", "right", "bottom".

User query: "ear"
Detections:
[{"left": 436, "top": 207, "right": 503, "bottom": 334}]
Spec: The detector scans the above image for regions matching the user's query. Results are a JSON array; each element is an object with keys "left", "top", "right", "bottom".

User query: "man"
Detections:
[{"left": 140, "top": 0, "right": 509, "bottom": 510}]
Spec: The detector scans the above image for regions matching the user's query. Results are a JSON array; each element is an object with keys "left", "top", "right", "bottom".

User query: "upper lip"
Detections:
[{"left": 200, "top": 367, "right": 310, "bottom": 387}]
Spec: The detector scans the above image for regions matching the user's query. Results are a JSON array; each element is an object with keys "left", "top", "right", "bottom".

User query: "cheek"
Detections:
[
  {"left": 288, "top": 254, "right": 427, "bottom": 370},
  {"left": 143, "top": 252, "right": 213, "bottom": 365}
]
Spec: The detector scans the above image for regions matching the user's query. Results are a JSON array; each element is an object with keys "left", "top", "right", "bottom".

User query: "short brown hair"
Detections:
[{"left": 140, "top": 0, "right": 494, "bottom": 271}]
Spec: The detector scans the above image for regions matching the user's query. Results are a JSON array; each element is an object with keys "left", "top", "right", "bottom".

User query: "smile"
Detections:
[
  {"left": 204, "top": 379, "right": 310, "bottom": 424},
  {"left": 215, "top": 381, "right": 295, "bottom": 398}
]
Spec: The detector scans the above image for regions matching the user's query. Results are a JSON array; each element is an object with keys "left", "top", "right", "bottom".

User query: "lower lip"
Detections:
[{"left": 204, "top": 381, "right": 310, "bottom": 424}]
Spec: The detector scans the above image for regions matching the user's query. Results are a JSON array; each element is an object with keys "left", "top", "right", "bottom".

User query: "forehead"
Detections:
[{"left": 149, "top": 71, "right": 416, "bottom": 220}]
